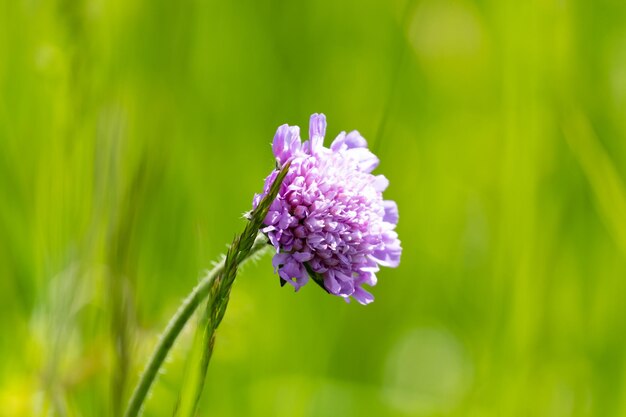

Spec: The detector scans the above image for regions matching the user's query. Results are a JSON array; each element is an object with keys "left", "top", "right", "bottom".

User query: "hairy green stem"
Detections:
[
  {"left": 186, "top": 163, "right": 291, "bottom": 415},
  {"left": 124, "top": 162, "right": 289, "bottom": 417},
  {"left": 123, "top": 234, "right": 270, "bottom": 417}
]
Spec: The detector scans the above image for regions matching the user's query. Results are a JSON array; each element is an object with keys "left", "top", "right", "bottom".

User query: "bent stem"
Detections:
[
  {"left": 122, "top": 234, "right": 270, "bottom": 417},
  {"left": 123, "top": 162, "right": 289, "bottom": 417},
  {"left": 185, "top": 163, "right": 291, "bottom": 416}
]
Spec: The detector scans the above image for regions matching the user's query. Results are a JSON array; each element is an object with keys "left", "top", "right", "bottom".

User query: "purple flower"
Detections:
[{"left": 253, "top": 114, "right": 401, "bottom": 304}]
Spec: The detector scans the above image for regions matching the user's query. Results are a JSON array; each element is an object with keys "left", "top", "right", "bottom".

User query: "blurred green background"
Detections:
[{"left": 2, "top": 0, "right": 626, "bottom": 415}]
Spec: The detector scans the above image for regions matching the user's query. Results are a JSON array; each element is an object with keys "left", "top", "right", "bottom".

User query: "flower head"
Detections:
[{"left": 253, "top": 114, "right": 401, "bottom": 304}]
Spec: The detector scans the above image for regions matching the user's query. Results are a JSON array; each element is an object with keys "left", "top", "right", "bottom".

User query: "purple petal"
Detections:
[
  {"left": 278, "top": 259, "right": 309, "bottom": 290},
  {"left": 383, "top": 200, "right": 399, "bottom": 224},
  {"left": 331, "top": 130, "right": 367, "bottom": 152},
  {"left": 352, "top": 286, "right": 375, "bottom": 305},
  {"left": 267, "top": 232, "right": 280, "bottom": 251},
  {"left": 263, "top": 210, "right": 280, "bottom": 226},
  {"left": 261, "top": 225, "right": 276, "bottom": 233},
  {"left": 328, "top": 270, "right": 355, "bottom": 297},
  {"left": 372, "top": 175, "right": 389, "bottom": 192},
  {"left": 309, "top": 113, "right": 326, "bottom": 138},
  {"left": 357, "top": 271, "right": 378, "bottom": 286},
  {"left": 330, "top": 130, "right": 380, "bottom": 174},
  {"left": 261, "top": 170, "right": 278, "bottom": 194},
  {"left": 252, "top": 193, "right": 262, "bottom": 209},
  {"left": 272, "top": 253, "right": 291, "bottom": 271},
  {"left": 330, "top": 132, "right": 346, "bottom": 152},
  {"left": 308, "top": 113, "right": 326, "bottom": 155},
  {"left": 292, "top": 251, "right": 313, "bottom": 262},
  {"left": 339, "top": 283, "right": 355, "bottom": 297},
  {"left": 346, "top": 148, "right": 379, "bottom": 173},
  {"left": 344, "top": 131, "right": 367, "bottom": 149},
  {"left": 324, "top": 271, "right": 342, "bottom": 294},
  {"left": 272, "top": 124, "right": 301, "bottom": 164},
  {"left": 370, "top": 231, "right": 402, "bottom": 268}
]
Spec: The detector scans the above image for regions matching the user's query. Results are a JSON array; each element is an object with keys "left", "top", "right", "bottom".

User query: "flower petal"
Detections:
[
  {"left": 331, "top": 130, "right": 367, "bottom": 152},
  {"left": 278, "top": 258, "right": 309, "bottom": 290},
  {"left": 370, "top": 230, "right": 402, "bottom": 268},
  {"left": 372, "top": 175, "right": 389, "bottom": 192},
  {"left": 323, "top": 271, "right": 342, "bottom": 295},
  {"left": 330, "top": 132, "right": 346, "bottom": 152},
  {"left": 272, "top": 124, "right": 301, "bottom": 164},
  {"left": 346, "top": 147, "right": 379, "bottom": 173},
  {"left": 308, "top": 113, "right": 326, "bottom": 155},
  {"left": 272, "top": 252, "right": 292, "bottom": 271},
  {"left": 292, "top": 251, "right": 313, "bottom": 262},
  {"left": 309, "top": 113, "right": 326, "bottom": 136},
  {"left": 383, "top": 200, "right": 399, "bottom": 225},
  {"left": 352, "top": 286, "right": 375, "bottom": 305},
  {"left": 344, "top": 130, "right": 367, "bottom": 149}
]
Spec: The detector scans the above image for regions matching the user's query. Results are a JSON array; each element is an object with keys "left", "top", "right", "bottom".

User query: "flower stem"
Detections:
[
  {"left": 122, "top": 234, "right": 270, "bottom": 417},
  {"left": 185, "top": 163, "right": 291, "bottom": 416},
  {"left": 123, "top": 162, "right": 289, "bottom": 417}
]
